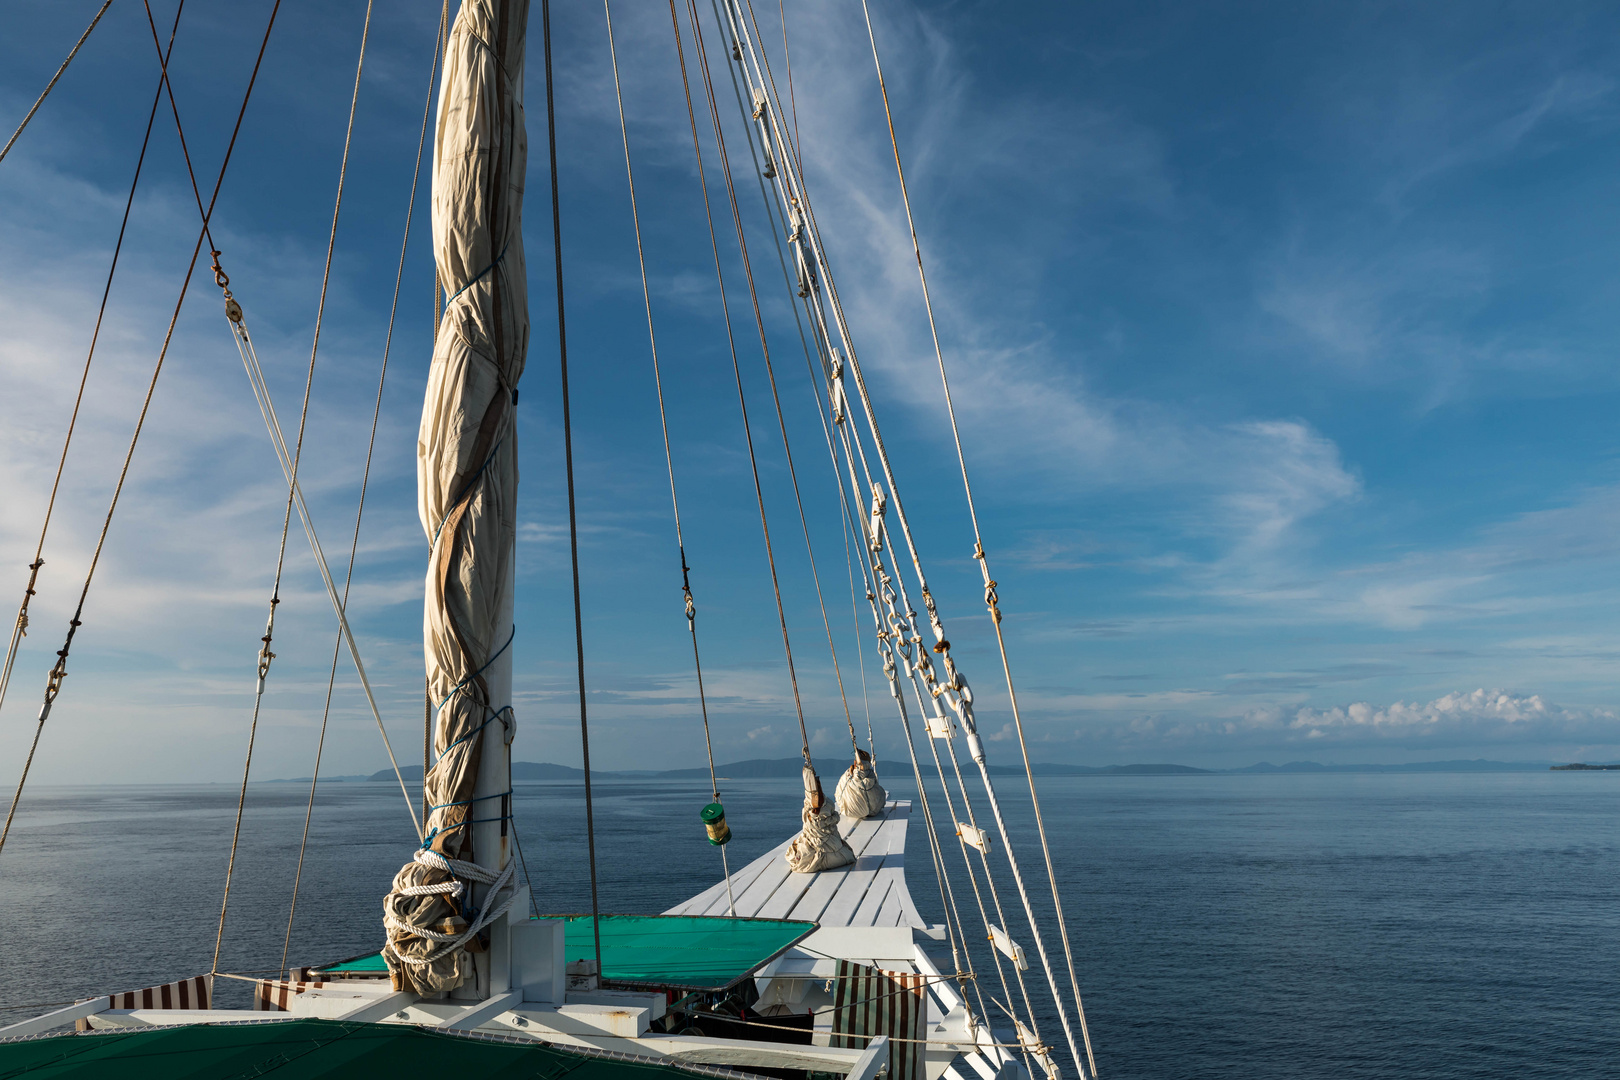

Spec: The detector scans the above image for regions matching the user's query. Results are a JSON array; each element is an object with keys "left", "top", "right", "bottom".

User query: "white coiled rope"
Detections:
[{"left": 383, "top": 850, "right": 519, "bottom": 968}]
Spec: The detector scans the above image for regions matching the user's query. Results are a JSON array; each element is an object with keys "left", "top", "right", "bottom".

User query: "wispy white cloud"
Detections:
[{"left": 1038, "top": 688, "right": 1620, "bottom": 759}]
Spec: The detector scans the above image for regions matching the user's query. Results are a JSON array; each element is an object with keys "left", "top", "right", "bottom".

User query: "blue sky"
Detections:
[{"left": 3, "top": 0, "right": 1620, "bottom": 783}]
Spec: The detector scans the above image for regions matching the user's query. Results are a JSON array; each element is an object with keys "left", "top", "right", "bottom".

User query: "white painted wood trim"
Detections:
[
  {"left": 0, "top": 998, "right": 108, "bottom": 1038},
  {"left": 438, "top": 990, "right": 522, "bottom": 1031},
  {"left": 334, "top": 990, "right": 418, "bottom": 1022},
  {"left": 989, "top": 925, "right": 1028, "bottom": 970},
  {"left": 848, "top": 1035, "right": 891, "bottom": 1080}
]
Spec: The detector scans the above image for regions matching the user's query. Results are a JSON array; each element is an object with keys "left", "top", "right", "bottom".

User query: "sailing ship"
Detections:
[{"left": 0, "top": 2, "right": 1100, "bottom": 1078}]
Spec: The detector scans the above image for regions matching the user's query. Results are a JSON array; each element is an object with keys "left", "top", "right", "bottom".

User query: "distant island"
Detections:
[
  {"left": 262, "top": 756, "right": 1591, "bottom": 784},
  {"left": 1550, "top": 763, "right": 1620, "bottom": 771}
]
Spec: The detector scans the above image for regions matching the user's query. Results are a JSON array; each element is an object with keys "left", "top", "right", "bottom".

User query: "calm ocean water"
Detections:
[{"left": 1, "top": 772, "right": 1615, "bottom": 1078}]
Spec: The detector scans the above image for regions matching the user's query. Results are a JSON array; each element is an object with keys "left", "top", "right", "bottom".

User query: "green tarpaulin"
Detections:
[
  {"left": 559, "top": 915, "right": 815, "bottom": 990},
  {"left": 0, "top": 1019, "right": 728, "bottom": 1080},
  {"left": 313, "top": 915, "right": 814, "bottom": 991}
]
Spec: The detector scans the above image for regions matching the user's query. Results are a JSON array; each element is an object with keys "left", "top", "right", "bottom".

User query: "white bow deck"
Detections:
[
  {"left": 668, "top": 800, "right": 1016, "bottom": 1080},
  {"left": 666, "top": 800, "right": 927, "bottom": 928}
]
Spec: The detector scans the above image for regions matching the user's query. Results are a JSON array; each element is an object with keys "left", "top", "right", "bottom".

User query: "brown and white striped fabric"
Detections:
[
  {"left": 77, "top": 975, "right": 212, "bottom": 1029},
  {"left": 253, "top": 977, "right": 328, "bottom": 1012},
  {"left": 111, "top": 974, "right": 211, "bottom": 1010},
  {"left": 830, "top": 960, "right": 927, "bottom": 1080}
]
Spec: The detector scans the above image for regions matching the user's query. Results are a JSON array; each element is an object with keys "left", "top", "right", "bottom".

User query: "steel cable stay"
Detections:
[
  {"left": 0, "top": 0, "right": 116, "bottom": 167},
  {"left": 701, "top": 1, "right": 1036, "bottom": 1058},
  {"left": 866, "top": 502, "right": 1040, "bottom": 1025},
  {"left": 704, "top": 7, "right": 868, "bottom": 771},
  {"left": 426, "top": 0, "right": 451, "bottom": 833},
  {"left": 850, "top": 513, "right": 993, "bottom": 1030},
  {"left": 709, "top": 0, "right": 997, "bottom": 990},
  {"left": 0, "top": 1, "right": 183, "bottom": 740},
  {"left": 745, "top": 0, "right": 1094, "bottom": 1068},
  {"left": 708, "top": 30, "right": 982, "bottom": 993},
  {"left": 670, "top": 0, "right": 819, "bottom": 796},
  {"left": 134, "top": 0, "right": 421, "bottom": 848},
  {"left": 602, "top": 0, "right": 737, "bottom": 914},
  {"left": 0, "top": 0, "right": 284, "bottom": 867},
  {"left": 279, "top": 0, "right": 448, "bottom": 972},
  {"left": 712, "top": 3, "right": 1086, "bottom": 1074},
  {"left": 701, "top": 0, "right": 1008, "bottom": 1032},
  {"left": 834, "top": 436, "right": 1012, "bottom": 1050},
  {"left": 857, "top": 5, "right": 1099, "bottom": 1074},
  {"left": 211, "top": 0, "right": 393, "bottom": 977}
]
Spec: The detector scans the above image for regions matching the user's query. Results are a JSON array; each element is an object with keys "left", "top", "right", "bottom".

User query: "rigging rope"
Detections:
[
  {"left": 706, "top": 3, "right": 863, "bottom": 766},
  {"left": 0, "top": 0, "right": 116, "bottom": 167},
  {"left": 281, "top": 1, "right": 446, "bottom": 972},
  {"left": 602, "top": 0, "right": 735, "bottom": 914},
  {"left": 681, "top": 0, "right": 817, "bottom": 777},
  {"left": 856, "top": 6, "right": 1098, "bottom": 1074},
  {"left": 145, "top": 0, "right": 418, "bottom": 839},
  {"left": 0, "top": 0, "right": 180, "bottom": 742},
  {"left": 541, "top": 0, "right": 604, "bottom": 985},
  {"left": 713, "top": 5, "right": 1076, "bottom": 1074},
  {"left": 213, "top": 0, "right": 373, "bottom": 976},
  {"left": 0, "top": 0, "right": 282, "bottom": 867},
  {"left": 703, "top": 0, "right": 986, "bottom": 977}
]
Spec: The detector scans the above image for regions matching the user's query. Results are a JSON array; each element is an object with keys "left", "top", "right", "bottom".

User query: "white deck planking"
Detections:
[
  {"left": 667, "top": 801, "right": 1016, "bottom": 1080},
  {"left": 666, "top": 801, "right": 926, "bottom": 929}
]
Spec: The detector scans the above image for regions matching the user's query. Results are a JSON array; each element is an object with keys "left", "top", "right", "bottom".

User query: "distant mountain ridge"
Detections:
[
  {"left": 1229, "top": 759, "right": 1557, "bottom": 774},
  {"left": 335, "top": 756, "right": 1577, "bottom": 784}
]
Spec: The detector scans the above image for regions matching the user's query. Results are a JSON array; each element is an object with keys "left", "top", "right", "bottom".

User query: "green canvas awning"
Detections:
[
  {"left": 312, "top": 915, "right": 815, "bottom": 991},
  {"left": 313, "top": 952, "right": 389, "bottom": 974},
  {"left": 0, "top": 1019, "right": 746, "bottom": 1080},
  {"left": 559, "top": 914, "right": 815, "bottom": 990}
]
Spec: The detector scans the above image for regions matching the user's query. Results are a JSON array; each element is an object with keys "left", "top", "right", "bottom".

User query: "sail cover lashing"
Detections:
[{"left": 383, "top": 0, "right": 529, "bottom": 995}]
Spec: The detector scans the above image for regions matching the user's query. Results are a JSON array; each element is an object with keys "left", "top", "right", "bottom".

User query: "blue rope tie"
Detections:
[
  {"left": 433, "top": 705, "right": 514, "bottom": 768},
  {"left": 427, "top": 788, "right": 513, "bottom": 813},
  {"left": 442, "top": 239, "right": 510, "bottom": 308},
  {"left": 434, "top": 627, "right": 517, "bottom": 713},
  {"left": 418, "top": 810, "right": 514, "bottom": 851}
]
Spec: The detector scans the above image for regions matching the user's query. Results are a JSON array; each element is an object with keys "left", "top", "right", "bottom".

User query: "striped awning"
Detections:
[
  {"left": 830, "top": 960, "right": 927, "bottom": 1080},
  {"left": 76, "top": 975, "right": 211, "bottom": 1030}
]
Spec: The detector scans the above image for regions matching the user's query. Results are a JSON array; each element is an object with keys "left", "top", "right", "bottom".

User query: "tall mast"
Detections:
[{"left": 382, "top": 0, "right": 530, "bottom": 999}]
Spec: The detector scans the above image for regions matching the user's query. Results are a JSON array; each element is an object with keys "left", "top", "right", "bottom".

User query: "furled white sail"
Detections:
[
  {"left": 383, "top": 0, "right": 529, "bottom": 996},
  {"left": 834, "top": 749, "right": 886, "bottom": 820},
  {"left": 786, "top": 765, "right": 855, "bottom": 873}
]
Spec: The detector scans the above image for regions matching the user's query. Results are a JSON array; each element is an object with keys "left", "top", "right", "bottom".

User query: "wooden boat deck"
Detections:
[{"left": 665, "top": 801, "right": 927, "bottom": 929}]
